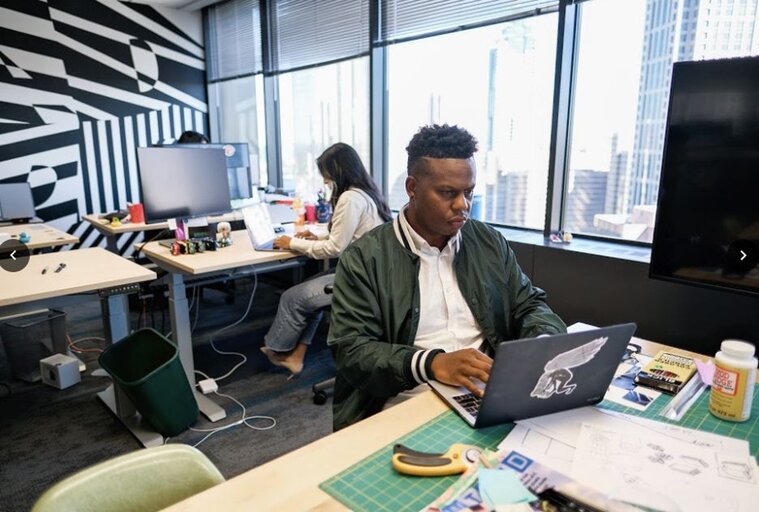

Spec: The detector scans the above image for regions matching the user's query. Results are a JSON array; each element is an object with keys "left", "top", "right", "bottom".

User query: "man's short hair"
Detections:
[{"left": 406, "top": 124, "right": 478, "bottom": 176}]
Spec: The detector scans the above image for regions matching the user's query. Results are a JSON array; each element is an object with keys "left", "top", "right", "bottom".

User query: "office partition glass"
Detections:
[
  {"left": 385, "top": 14, "right": 558, "bottom": 229},
  {"left": 208, "top": 75, "right": 267, "bottom": 187},
  {"left": 278, "top": 57, "right": 370, "bottom": 201},
  {"left": 566, "top": 0, "right": 759, "bottom": 243}
]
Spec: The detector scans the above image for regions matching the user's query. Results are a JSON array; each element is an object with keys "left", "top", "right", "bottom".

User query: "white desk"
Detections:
[
  {"left": 1, "top": 223, "right": 78, "bottom": 251},
  {"left": 140, "top": 230, "right": 304, "bottom": 423},
  {"left": 0, "top": 248, "right": 159, "bottom": 446}
]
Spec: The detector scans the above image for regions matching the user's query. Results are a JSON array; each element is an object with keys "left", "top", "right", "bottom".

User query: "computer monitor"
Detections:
[
  {"left": 164, "top": 142, "right": 253, "bottom": 200},
  {"left": 0, "top": 183, "right": 36, "bottom": 223},
  {"left": 649, "top": 56, "right": 759, "bottom": 297},
  {"left": 137, "top": 147, "right": 232, "bottom": 223}
]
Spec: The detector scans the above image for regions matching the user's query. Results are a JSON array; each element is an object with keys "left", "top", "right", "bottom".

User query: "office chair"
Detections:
[
  {"left": 312, "top": 284, "right": 335, "bottom": 405},
  {"left": 31, "top": 444, "right": 224, "bottom": 512}
]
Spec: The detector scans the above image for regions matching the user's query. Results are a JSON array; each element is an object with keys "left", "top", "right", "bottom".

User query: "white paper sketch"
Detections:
[{"left": 571, "top": 423, "right": 758, "bottom": 512}]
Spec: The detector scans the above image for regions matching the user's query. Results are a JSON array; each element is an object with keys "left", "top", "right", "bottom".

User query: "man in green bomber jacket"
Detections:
[{"left": 327, "top": 124, "right": 566, "bottom": 431}]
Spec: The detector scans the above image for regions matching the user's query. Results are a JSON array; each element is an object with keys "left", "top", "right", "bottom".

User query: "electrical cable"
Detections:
[
  {"left": 67, "top": 335, "right": 106, "bottom": 353},
  {"left": 170, "top": 384, "right": 275, "bottom": 448},
  {"left": 191, "top": 286, "right": 201, "bottom": 334},
  {"left": 134, "top": 228, "right": 170, "bottom": 257},
  {"left": 202, "top": 269, "right": 258, "bottom": 383}
]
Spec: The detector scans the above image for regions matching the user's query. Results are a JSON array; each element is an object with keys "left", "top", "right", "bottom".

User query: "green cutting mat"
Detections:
[{"left": 320, "top": 385, "right": 759, "bottom": 512}]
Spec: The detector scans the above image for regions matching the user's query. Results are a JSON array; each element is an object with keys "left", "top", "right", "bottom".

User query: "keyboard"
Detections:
[{"left": 452, "top": 392, "right": 482, "bottom": 416}]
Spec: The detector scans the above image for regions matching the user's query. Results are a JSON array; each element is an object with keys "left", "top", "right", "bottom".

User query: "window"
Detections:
[
  {"left": 565, "top": 0, "right": 758, "bottom": 243},
  {"left": 208, "top": 76, "right": 267, "bottom": 188},
  {"left": 385, "top": 14, "right": 558, "bottom": 229},
  {"left": 206, "top": 0, "right": 265, "bottom": 189},
  {"left": 203, "top": 0, "right": 758, "bottom": 247},
  {"left": 267, "top": 0, "right": 370, "bottom": 198},
  {"left": 278, "top": 58, "right": 370, "bottom": 199}
]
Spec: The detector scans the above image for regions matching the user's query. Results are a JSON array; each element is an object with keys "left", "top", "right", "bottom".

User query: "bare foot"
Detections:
[{"left": 260, "top": 347, "right": 304, "bottom": 376}]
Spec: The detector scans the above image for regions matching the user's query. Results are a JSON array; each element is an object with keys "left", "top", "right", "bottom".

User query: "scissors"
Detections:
[{"left": 391, "top": 443, "right": 482, "bottom": 477}]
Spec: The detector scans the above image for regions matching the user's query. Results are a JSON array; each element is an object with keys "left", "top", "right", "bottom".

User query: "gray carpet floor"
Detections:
[{"left": 0, "top": 277, "right": 336, "bottom": 512}]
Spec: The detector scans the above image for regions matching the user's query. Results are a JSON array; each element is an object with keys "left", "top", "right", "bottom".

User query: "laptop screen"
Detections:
[
  {"left": 0, "top": 183, "right": 35, "bottom": 221},
  {"left": 242, "top": 204, "right": 276, "bottom": 248}
]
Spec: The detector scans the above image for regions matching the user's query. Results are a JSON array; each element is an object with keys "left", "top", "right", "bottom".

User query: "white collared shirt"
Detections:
[
  {"left": 383, "top": 209, "right": 485, "bottom": 408},
  {"left": 288, "top": 188, "right": 384, "bottom": 260},
  {"left": 395, "top": 207, "right": 484, "bottom": 353}
]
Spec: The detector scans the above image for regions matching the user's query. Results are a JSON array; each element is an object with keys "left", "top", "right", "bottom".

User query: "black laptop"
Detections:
[{"left": 429, "top": 323, "right": 637, "bottom": 428}]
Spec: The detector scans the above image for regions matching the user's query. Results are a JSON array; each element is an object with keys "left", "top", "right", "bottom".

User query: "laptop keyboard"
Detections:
[{"left": 452, "top": 392, "right": 482, "bottom": 416}]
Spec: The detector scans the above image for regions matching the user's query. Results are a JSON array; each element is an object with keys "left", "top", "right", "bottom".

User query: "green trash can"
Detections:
[{"left": 99, "top": 328, "right": 198, "bottom": 436}]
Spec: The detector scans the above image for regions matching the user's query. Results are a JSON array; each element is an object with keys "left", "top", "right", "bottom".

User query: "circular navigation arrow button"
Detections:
[
  {"left": 0, "top": 239, "right": 31, "bottom": 272},
  {"left": 726, "top": 239, "right": 757, "bottom": 274}
]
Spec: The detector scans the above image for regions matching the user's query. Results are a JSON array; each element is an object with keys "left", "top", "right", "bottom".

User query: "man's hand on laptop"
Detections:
[
  {"left": 431, "top": 349, "right": 493, "bottom": 397},
  {"left": 273, "top": 236, "right": 291, "bottom": 249},
  {"left": 294, "top": 230, "right": 318, "bottom": 240}
]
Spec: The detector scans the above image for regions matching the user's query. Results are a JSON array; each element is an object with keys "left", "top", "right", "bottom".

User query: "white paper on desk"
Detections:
[
  {"left": 572, "top": 422, "right": 759, "bottom": 512},
  {"left": 497, "top": 423, "right": 575, "bottom": 474},
  {"left": 498, "top": 406, "right": 751, "bottom": 476},
  {"left": 186, "top": 216, "right": 209, "bottom": 227}
]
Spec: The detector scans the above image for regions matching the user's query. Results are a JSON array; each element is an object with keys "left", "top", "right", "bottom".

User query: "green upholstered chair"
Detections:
[{"left": 31, "top": 444, "right": 224, "bottom": 512}]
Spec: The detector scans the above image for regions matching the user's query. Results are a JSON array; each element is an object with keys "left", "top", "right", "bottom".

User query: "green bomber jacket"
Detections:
[{"left": 327, "top": 217, "right": 567, "bottom": 430}]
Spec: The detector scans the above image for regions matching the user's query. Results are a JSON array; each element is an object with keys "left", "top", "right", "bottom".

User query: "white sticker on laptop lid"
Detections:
[{"left": 530, "top": 337, "right": 608, "bottom": 399}]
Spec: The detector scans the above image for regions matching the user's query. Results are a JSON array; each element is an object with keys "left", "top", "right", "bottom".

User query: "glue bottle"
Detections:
[{"left": 709, "top": 339, "right": 757, "bottom": 422}]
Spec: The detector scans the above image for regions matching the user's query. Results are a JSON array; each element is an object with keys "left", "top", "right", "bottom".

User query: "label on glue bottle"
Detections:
[{"left": 709, "top": 360, "right": 755, "bottom": 421}]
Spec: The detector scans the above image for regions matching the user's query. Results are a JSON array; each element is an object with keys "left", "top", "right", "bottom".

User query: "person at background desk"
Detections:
[
  {"left": 260, "top": 143, "right": 393, "bottom": 376},
  {"left": 328, "top": 124, "right": 566, "bottom": 430},
  {"left": 177, "top": 130, "right": 208, "bottom": 143}
]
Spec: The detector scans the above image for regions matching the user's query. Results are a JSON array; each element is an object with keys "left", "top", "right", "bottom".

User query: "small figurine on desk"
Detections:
[
  {"left": 18, "top": 231, "right": 30, "bottom": 244},
  {"left": 549, "top": 230, "right": 573, "bottom": 244},
  {"left": 217, "top": 221, "right": 232, "bottom": 247}
]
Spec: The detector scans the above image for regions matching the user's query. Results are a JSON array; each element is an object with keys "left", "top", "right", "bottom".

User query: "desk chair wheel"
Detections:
[
  {"left": 312, "top": 377, "right": 335, "bottom": 405},
  {"left": 313, "top": 390, "right": 328, "bottom": 405}
]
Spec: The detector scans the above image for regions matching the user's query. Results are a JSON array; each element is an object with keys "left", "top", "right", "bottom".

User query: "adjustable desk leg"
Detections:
[
  {"left": 105, "top": 234, "right": 119, "bottom": 253},
  {"left": 168, "top": 272, "right": 226, "bottom": 422},
  {"left": 97, "top": 293, "right": 164, "bottom": 447}
]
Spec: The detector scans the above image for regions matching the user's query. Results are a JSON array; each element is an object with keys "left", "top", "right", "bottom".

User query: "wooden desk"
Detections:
[
  {"left": 161, "top": 338, "right": 746, "bottom": 511},
  {"left": 140, "top": 230, "right": 304, "bottom": 423},
  {"left": 83, "top": 212, "right": 244, "bottom": 253},
  {"left": 0, "top": 248, "right": 160, "bottom": 446},
  {"left": 1, "top": 223, "right": 78, "bottom": 251}
]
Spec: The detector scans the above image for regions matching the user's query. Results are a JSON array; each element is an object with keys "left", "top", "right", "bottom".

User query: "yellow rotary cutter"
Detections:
[{"left": 391, "top": 443, "right": 482, "bottom": 476}]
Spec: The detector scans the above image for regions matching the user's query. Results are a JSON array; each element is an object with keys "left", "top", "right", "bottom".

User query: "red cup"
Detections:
[
  {"left": 305, "top": 203, "right": 316, "bottom": 224},
  {"left": 129, "top": 203, "right": 145, "bottom": 224}
]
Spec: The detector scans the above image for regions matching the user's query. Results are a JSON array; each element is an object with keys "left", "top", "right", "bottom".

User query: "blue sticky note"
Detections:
[{"left": 478, "top": 468, "right": 537, "bottom": 508}]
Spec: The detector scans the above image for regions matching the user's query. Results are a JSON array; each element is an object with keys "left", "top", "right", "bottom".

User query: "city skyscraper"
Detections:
[
  {"left": 606, "top": 133, "right": 629, "bottom": 215},
  {"left": 566, "top": 169, "right": 608, "bottom": 232},
  {"left": 627, "top": 0, "right": 759, "bottom": 212},
  {"left": 483, "top": 20, "right": 553, "bottom": 228}
]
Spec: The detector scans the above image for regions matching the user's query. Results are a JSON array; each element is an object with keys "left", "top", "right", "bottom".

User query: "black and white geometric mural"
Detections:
[{"left": 0, "top": 0, "right": 207, "bottom": 254}]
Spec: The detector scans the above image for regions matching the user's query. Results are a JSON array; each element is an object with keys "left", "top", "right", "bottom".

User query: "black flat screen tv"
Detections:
[
  {"left": 137, "top": 147, "right": 232, "bottom": 223},
  {"left": 649, "top": 56, "right": 759, "bottom": 297}
]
